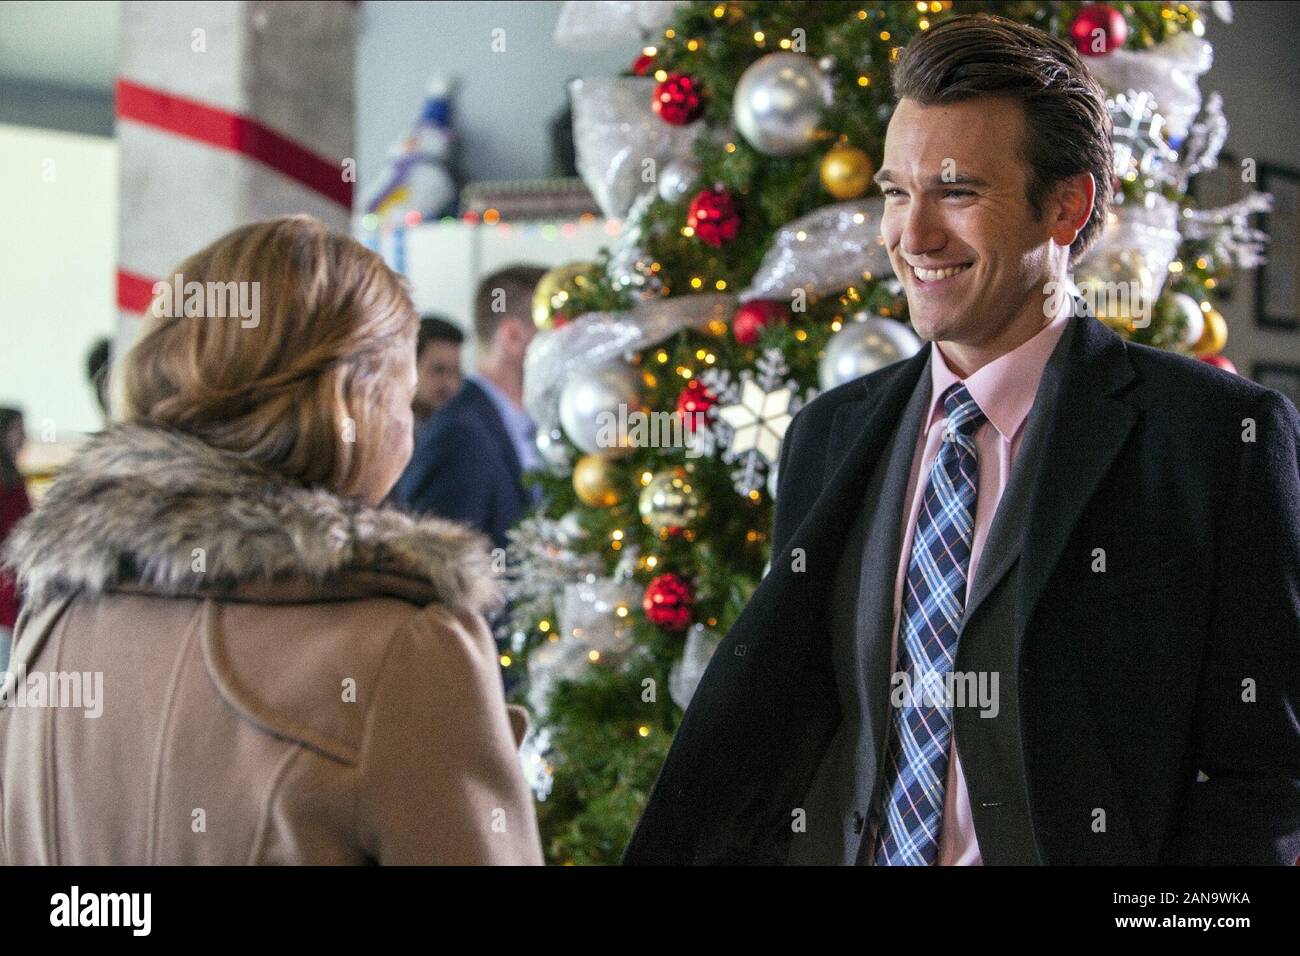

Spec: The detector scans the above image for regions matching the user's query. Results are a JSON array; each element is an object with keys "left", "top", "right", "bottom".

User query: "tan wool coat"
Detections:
[{"left": 0, "top": 424, "right": 543, "bottom": 865}]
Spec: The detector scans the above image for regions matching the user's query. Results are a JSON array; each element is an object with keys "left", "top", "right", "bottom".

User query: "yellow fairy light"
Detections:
[
  {"left": 638, "top": 725, "right": 651, "bottom": 738},
  {"left": 779, "top": 37, "right": 791, "bottom": 49},
  {"left": 657, "top": 350, "right": 669, "bottom": 363},
  {"left": 1169, "top": 260, "right": 1184, "bottom": 273},
  {"left": 539, "top": 619, "right": 551, "bottom": 632},
  {"left": 641, "top": 470, "right": 653, "bottom": 484},
  {"left": 713, "top": 4, "right": 725, "bottom": 17},
  {"left": 931, "top": 1, "right": 943, "bottom": 11},
  {"left": 681, "top": 225, "right": 696, "bottom": 238},
  {"left": 695, "top": 348, "right": 706, "bottom": 359},
  {"left": 612, "top": 529, "right": 624, "bottom": 540},
  {"left": 880, "top": 30, "right": 891, "bottom": 41},
  {"left": 919, "top": 18, "right": 930, "bottom": 29},
  {"left": 715, "top": 279, "right": 728, "bottom": 291},
  {"left": 690, "top": 276, "right": 703, "bottom": 289},
  {"left": 665, "top": 28, "right": 676, "bottom": 38},
  {"left": 853, "top": 212, "right": 866, "bottom": 224},
  {"left": 642, "top": 45, "right": 657, "bottom": 56},
  {"left": 795, "top": 328, "right": 808, "bottom": 342},
  {"left": 646, "top": 555, "right": 658, "bottom": 569},
  {"left": 1205, "top": 277, "right": 1217, "bottom": 289},
  {"left": 705, "top": 353, "right": 717, "bottom": 364},
  {"left": 654, "top": 69, "right": 668, "bottom": 82},
  {"left": 753, "top": 30, "right": 765, "bottom": 44},
  {"left": 831, "top": 319, "right": 843, "bottom": 332},
  {"left": 915, "top": 1, "right": 926, "bottom": 9},
  {"left": 611, "top": 540, "right": 622, "bottom": 550},
  {"left": 748, "top": 489, "right": 761, "bottom": 502},
  {"left": 676, "top": 365, "right": 692, "bottom": 378},
  {"left": 857, "top": 10, "right": 868, "bottom": 20},
  {"left": 615, "top": 605, "right": 629, "bottom": 618},
  {"left": 890, "top": 46, "right": 901, "bottom": 62},
  {"left": 500, "top": 654, "right": 512, "bottom": 667},
  {"left": 857, "top": 75, "right": 870, "bottom": 87},
  {"left": 1196, "top": 257, "right": 1208, "bottom": 269},
  {"left": 725, "top": 142, "right": 736, "bottom": 153},
  {"left": 589, "top": 650, "right": 601, "bottom": 662}
]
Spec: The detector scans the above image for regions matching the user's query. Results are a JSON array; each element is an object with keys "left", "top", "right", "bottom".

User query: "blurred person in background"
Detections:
[
  {"left": 390, "top": 264, "right": 546, "bottom": 551},
  {"left": 86, "top": 337, "right": 112, "bottom": 424},
  {"left": 412, "top": 314, "right": 464, "bottom": 429},
  {"left": 0, "top": 407, "right": 32, "bottom": 674},
  {"left": 0, "top": 216, "right": 542, "bottom": 865}
]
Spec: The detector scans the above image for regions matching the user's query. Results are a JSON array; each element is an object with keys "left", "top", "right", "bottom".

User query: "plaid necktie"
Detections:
[{"left": 874, "top": 382, "right": 986, "bottom": 865}]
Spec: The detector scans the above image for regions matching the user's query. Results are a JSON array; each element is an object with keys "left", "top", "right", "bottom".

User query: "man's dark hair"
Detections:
[
  {"left": 473, "top": 264, "right": 548, "bottom": 346},
  {"left": 891, "top": 13, "right": 1113, "bottom": 264},
  {"left": 417, "top": 314, "right": 464, "bottom": 358}
]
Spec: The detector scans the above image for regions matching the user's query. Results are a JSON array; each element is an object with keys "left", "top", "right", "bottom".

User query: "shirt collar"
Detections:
[
  {"left": 469, "top": 372, "right": 533, "bottom": 435},
  {"left": 926, "top": 313, "right": 1070, "bottom": 442}
]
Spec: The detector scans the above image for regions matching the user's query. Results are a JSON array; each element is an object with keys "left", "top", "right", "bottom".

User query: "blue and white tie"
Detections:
[{"left": 874, "top": 382, "right": 986, "bottom": 866}]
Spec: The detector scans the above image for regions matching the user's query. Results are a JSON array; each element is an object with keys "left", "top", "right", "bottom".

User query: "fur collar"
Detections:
[{"left": 3, "top": 423, "right": 501, "bottom": 614}]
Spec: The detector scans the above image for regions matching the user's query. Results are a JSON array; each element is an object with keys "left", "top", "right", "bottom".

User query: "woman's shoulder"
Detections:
[{"left": 205, "top": 595, "right": 503, "bottom": 766}]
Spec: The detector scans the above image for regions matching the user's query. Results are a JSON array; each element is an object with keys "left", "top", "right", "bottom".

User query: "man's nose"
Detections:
[{"left": 900, "top": 198, "right": 947, "bottom": 258}]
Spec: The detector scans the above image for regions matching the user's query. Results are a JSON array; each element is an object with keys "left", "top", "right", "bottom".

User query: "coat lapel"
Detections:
[
  {"left": 767, "top": 345, "right": 933, "bottom": 625},
  {"left": 1014, "top": 316, "right": 1137, "bottom": 654}
]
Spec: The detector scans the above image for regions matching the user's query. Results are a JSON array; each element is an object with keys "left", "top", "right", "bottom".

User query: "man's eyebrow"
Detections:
[{"left": 873, "top": 169, "right": 990, "bottom": 188}]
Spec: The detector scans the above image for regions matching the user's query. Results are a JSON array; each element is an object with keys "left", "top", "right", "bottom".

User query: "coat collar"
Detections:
[{"left": 2, "top": 423, "right": 502, "bottom": 615}]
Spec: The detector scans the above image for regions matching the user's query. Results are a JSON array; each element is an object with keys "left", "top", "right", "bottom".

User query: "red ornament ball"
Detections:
[
  {"left": 643, "top": 573, "right": 694, "bottom": 633},
  {"left": 676, "top": 380, "right": 716, "bottom": 431},
  {"left": 1199, "top": 353, "right": 1238, "bottom": 375},
  {"left": 652, "top": 73, "right": 704, "bottom": 126},
  {"left": 631, "top": 52, "right": 656, "bottom": 77},
  {"left": 686, "top": 186, "right": 741, "bottom": 247},
  {"left": 732, "top": 300, "right": 790, "bottom": 346},
  {"left": 1070, "top": 3, "right": 1128, "bottom": 56}
]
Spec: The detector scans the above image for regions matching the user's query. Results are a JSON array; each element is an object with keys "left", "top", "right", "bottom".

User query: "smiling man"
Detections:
[{"left": 624, "top": 14, "right": 1300, "bottom": 865}]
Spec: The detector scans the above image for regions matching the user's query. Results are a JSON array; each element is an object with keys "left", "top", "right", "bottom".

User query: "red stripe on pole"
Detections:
[
  {"left": 115, "top": 78, "right": 352, "bottom": 209},
  {"left": 117, "top": 269, "right": 158, "bottom": 314}
]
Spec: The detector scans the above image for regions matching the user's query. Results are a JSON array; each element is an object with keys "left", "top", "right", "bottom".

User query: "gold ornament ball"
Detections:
[
  {"left": 532, "top": 261, "right": 594, "bottom": 331},
  {"left": 820, "top": 144, "right": 875, "bottom": 201},
  {"left": 572, "top": 454, "right": 623, "bottom": 508},
  {"left": 1193, "top": 308, "right": 1227, "bottom": 356},
  {"left": 638, "top": 468, "right": 703, "bottom": 536}
]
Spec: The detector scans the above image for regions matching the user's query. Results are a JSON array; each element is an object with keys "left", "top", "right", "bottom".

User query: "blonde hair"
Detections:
[{"left": 121, "top": 215, "right": 417, "bottom": 497}]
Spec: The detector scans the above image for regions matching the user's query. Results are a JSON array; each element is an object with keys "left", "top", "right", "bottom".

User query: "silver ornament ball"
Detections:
[
  {"left": 558, "top": 362, "right": 642, "bottom": 458},
  {"left": 657, "top": 158, "right": 699, "bottom": 202},
  {"left": 819, "top": 314, "right": 923, "bottom": 390},
  {"left": 733, "top": 52, "right": 831, "bottom": 157}
]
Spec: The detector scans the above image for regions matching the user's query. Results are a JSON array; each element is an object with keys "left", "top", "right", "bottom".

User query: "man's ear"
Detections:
[{"left": 1051, "top": 171, "right": 1095, "bottom": 249}]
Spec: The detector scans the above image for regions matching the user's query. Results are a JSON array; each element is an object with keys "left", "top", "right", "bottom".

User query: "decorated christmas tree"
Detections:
[{"left": 506, "top": 0, "right": 1269, "bottom": 865}]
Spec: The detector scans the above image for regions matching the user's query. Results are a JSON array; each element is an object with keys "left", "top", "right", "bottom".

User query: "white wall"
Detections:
[
  {"left": 357, "top": 0, "right": 637, "bottom": 187},
  {"left": 0, "top": 122, "right": 117, "bottom": 440}
]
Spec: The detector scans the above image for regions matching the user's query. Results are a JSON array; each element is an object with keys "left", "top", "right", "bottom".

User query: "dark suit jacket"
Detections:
[
  {"left": 391, "top": 379, "right": 529, "bottom": 551},
  {"left": 623, "top": 312, "right": 1300, "bottom": 865}
]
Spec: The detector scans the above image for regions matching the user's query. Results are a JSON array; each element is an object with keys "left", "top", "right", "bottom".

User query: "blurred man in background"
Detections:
[
  {"left": 391, "top": 264, "right": 545, "bottom": 551},
  {"left": 412, "top": 314, "right": 464, "bottom": 430}
]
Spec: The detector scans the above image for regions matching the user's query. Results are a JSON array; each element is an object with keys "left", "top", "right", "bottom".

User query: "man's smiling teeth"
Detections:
[{"left": 912, "top": 263, "right": 971, "bottom": 281}]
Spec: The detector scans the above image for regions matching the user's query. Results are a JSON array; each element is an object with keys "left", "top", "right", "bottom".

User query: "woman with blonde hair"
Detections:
[{"left": 0, "top": 216, "right": 543, "bottom": 865}]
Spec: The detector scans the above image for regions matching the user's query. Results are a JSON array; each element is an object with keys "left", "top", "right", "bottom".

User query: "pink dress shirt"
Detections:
[{"left": 870, "top": 313, "right": 1069, "bottom": 865}]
